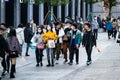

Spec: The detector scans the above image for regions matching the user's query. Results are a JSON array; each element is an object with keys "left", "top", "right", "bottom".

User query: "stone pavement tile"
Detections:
[
  {"left": 3, "top": 33, "right": 118, "bottom": 80},
  {"left": 59, "top": 41, "right": 120, "bottom": 80}
]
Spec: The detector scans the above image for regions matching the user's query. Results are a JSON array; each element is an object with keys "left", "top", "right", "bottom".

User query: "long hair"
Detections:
[{"left": 8, "top": 29, "right": 16, "bottom": 37}]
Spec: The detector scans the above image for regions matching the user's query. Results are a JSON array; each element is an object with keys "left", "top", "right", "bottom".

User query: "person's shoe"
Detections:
[
  {"left": 68, "top": 62, "right": 73, "bottom": 65},
  {"left": 25, "top": 54, "right": 30, "bottom": 56},
  {"left": 10, "top": 74, "right": 15, "bottom": 78},
  {"left": 86, "top": 61, "right": 92, "bottom": 66},
  {"left": 36, "top": 64, "right": 39, "bottom": 67},
  {"left": 46, "top": 64, "right": 51, "bottom": 67},
  {"left": 76, "top": 62, "right": 79, "bottom": 65},
  {"left": 63, "top": 60, "right": 68, "bottom": 64},
  {"left": 51, "top": 64, "right": 54, "bottom": 67},
  {"left": 40, "top": 63, "right": 43, "bottom": 66}
]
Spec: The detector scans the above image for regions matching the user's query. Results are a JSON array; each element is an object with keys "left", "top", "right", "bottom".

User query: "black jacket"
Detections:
[
  {"left": 24, "top": 28, "right": 33, "bottom": 43},
  {"left": 0, "top": 35, "right": 9, "bottom": 58},
  {"left": 82, "top": 30, "right": 96, "bottom": 47}
]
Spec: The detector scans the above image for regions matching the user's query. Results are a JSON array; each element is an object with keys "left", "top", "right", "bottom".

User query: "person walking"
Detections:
[
  {"left": 53, "top": 22, "right": 65, "bottom": 64},
  {"left": 6, "top": 29, "right": 21, "bottom": 78},
  {"left": 16, "top": 24, "right": 24, "bottom": 56},
  {"left": 0, "top": 24, "right": 9, "bottom": 78},
  {"left": 24, "top": 23, "right": 33, "bottom": 56},
  {"left": 34, "top": 25, "right": 44, "bottom": 67},
  {"left": 30, "top": 19, "right": 37, "bottom": 34},
  {"left": 82, "top": 23, "right": 96, "bottom": 66},
  {"left": 112, "top": 19, "right": 118, "bottom": 39},
  {"left": 62, "top": 21, "right": 72, "bottom": 63},
  {"left": 92, "top": 17, "right": 99, "bottom": 40},
  {"left": 106, "top": 18, "right": 113, "bottom": 39},
  {"left": 68, "top": 23, "right": 81, "bottom": 65},
  {"left": 42, "top": 25, "right": 58, "bottom": 67}
]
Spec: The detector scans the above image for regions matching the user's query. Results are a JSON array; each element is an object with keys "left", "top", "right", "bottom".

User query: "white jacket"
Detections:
[
  {"left": 16, "top": 28, "right": 24, "bottom": 45},
  {"left": 53, "top": 28, "right": 65, "bottom": 43}
]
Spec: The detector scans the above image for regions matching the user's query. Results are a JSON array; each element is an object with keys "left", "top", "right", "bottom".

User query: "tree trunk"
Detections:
[
  {"left": 89, "top": 3, "right": 92, "bottom": 23},
  {"left": 109, "top": 7, "right": 112, "bottom": 18}
]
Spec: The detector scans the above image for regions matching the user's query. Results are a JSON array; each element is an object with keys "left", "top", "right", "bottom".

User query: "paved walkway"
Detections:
[{"left": 2, "top": 33, "right": 120, "bottom": 80}]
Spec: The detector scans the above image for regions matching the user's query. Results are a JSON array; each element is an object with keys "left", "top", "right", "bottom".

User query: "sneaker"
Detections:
[
  {"left": 36, "top": 64, "right": 39, "bottom": 67},
  {"left": 40, "top": 63, "right": 43, "bottom": 66},
  {"left": 25, "top": 54, "right": 30, "bottom": 56},
  {"left": 86, "top": 61, "right": 92, "bottom": 66},
  {"left": 63, "top": 60, "right": 68, "bottom": 64},
  {"left": 68, "top": 62, "right": 73, "bottom": 65},
  {"left": 46, "top": 64, "right": 51, "bottom": 67},
  {"left": 51, "top": 64, "right": 54, "bottom": 67},
  {"left": 76, "top": 62, "right": 79, "bottom": 65}
]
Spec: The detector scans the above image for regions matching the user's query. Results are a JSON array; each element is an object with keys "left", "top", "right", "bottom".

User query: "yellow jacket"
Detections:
[{"left": 42, "top": 31, "right": 58, "bottom": 43}]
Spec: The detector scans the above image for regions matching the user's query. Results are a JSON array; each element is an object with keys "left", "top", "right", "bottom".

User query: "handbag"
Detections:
[
  {"left": 37, "top": 43, "right": 44, "bottom": 50},
  {"left": 47, "top": 40, "right": 55, "bottom": 48}
]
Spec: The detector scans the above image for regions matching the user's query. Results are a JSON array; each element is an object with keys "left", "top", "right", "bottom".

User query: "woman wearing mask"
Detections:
[
  {"left": 6, "top": 29, "right": 21, "bottom": 78},
  {"left": 82, "top": 23, "right": 96, "bottom": 66},
  {"left": 42, "top": 25, "right": 58, "bottom": 67},
  {"left": 16, "top": 24, "right": 24, "bottom": 56},
  {"left": 34, "top": 25, "right": 44, "bottom": 67}
]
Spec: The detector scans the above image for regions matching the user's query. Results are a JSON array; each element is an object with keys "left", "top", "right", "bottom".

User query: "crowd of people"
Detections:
[{"left": 0, "top": 16, "right": 120, "bottom": 79}]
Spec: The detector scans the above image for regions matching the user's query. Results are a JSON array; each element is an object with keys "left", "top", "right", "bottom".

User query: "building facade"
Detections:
[
  {"left": 93, "top": 0, "right": 120, "bottom": 19},
  {"left": 0, "top": 0, "right": 89, "bottom": 27}
]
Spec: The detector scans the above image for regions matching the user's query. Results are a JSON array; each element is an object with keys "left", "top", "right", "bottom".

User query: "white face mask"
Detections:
[
  {"left": 43, "top": 29, "right": 46, "bottom": 33},
  {"left": 38, "top": 29, "right": 41, "bottom": 33},
  {"left": 47, "top": 26, "right": 51, "bottom": 31}
]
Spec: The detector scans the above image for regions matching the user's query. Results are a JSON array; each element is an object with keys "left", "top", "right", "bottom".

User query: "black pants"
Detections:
[
  {"left": 113, "top": 30, "right": 117, "bottom": 39},
  {"left": 85, "top": 44, "right": 93, "bottom": 61},
  {"left": 35, "top": 48, "right": 43, "bottom": 64},
  {"left": 107, "top": 30, "right": 112, "bottom": 39},
  {"left": 1, "top": 55, "right": 10, "bottom": 73},
  {"left": 93, "top": 29, "right": 98, "bottom": 39},
  {"left": 26, "top": 43, "right": 30, "bottom": 55},
  {"left": 69, "top": 46, "right": 79, "bottom": 63}
]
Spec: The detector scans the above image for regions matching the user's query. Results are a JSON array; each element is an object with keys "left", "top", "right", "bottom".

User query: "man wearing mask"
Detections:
[
  {"left": 92, "top": 17, "right": 99, "bottom": 40},
  {"left": 62, "top": 21, "right": 72, "bottom": 63},
  {"left": 53, "top": 22, "right": 65, "bottom": 64},
  {"left": 68, "top": 23, "right": 81, "bottom": 65},
  {"left": 0, "top": 24, "right": 10, "bottom": 77}
]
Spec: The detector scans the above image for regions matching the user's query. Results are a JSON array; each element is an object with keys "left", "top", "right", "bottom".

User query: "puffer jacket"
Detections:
[
  {"left": 42, "top": 31, "right": 58, "bottom": 46},
  {"left": 16, "top": 28, "right": 24, "bottom": 44}
]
